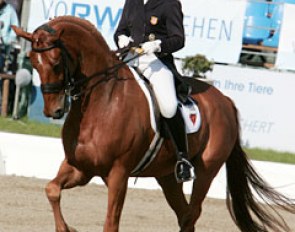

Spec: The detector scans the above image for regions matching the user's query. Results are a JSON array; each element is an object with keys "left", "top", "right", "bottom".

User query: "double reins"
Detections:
[
  {"left": 68, "top": 47, "right": 143, "bottom": 100},
  {"left": 32, "top": 23, "right": 144, "bottom": 100}
]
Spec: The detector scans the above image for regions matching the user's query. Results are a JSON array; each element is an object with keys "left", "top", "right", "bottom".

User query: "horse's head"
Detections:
[
  {"left": 13, "top": 16, "right": 116, "bottom": 119},
  {"left": 12, "top": 23, "right": 75, "bottom": 119}
]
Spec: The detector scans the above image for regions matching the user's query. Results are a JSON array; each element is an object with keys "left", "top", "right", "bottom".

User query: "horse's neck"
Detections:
[
  {"left": 78, "top": 46, "right": 114, "bottom": 81},
  {"left": 65, "top": 29, "right": 111, "bottom": 77},
  {"left": 69, "top": 44, "right": 136, "bottom": 120},
  {"left": 73, "top": 62, "right": 131, "bottom": 114}
]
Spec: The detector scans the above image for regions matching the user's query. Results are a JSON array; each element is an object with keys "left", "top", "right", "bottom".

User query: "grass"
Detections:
[
  {"left": 0, "top": 116, "right": 61, "bottom": 138},
  {"left": 245, "top": 148, "right": 295, "bottom": 165},
  {"left": 1, "top": 116, "right": 295, "bottom": 165}
]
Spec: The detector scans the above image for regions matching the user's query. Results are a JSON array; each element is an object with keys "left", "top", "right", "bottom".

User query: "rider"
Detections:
[{"left": 114, "top": 0, "right": 195, "bottom": 183}]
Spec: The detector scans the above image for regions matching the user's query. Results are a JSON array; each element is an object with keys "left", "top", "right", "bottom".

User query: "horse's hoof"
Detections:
[{"left": 68, "top": 226, "right": 79, "bottom": 232}]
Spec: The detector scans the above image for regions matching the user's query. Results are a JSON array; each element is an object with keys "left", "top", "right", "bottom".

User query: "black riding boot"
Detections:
[{"left": 164, "top": 108, "right": 195, "bottom": 183}]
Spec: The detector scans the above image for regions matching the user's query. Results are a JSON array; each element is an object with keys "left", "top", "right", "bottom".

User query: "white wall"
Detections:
[
  {"left": 0, "top": 132, "right": 294, "bottom": 199},
  {"left": 0, "top": 132, "right": 64, "bottom": 179},
  {"left": 0, "top": 148, "right": 5, "bottom": 174}
]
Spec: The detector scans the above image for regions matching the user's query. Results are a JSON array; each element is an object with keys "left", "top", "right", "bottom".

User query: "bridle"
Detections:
[
  {"left": 32, "top": 24, "right": 78, "bottom": 98},
  {"left": 32, "top": 23, "right": 141, "bottom": 101}
]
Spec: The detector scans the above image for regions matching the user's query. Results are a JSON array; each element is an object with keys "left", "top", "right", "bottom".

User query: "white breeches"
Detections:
[{"left": 127, "top": 53, "right": 178, "bottom": 118}]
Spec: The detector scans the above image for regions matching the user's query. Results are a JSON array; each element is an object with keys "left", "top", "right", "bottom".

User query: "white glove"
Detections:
[
  {"left": 118, "top": 35, "right": 133, "bottom": 49},
  {"left": 141, "top": 40, "right": 162, "bottom": 54}
]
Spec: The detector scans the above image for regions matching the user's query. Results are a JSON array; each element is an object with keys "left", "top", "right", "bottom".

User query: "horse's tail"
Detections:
[{"left": 225, "top": 106, "right": 295, "bottom": 232}]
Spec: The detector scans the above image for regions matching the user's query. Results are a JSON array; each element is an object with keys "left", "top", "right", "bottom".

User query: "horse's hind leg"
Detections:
[
  {"left": 156, "top": 173, "right": 190, "bottom": 229},
  {"left": 45, "top": 159, "right": 91, "bottom": 232},
  {"left": 181, "top": 143, "right": 234, "bottom": 231}
]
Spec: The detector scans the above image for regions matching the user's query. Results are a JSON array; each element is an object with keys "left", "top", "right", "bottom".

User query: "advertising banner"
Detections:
[
  {"left": 27, "top": 0, "right": 122, "bottom": 49},
  {"left": 275, "top": 4, "right": 295, "bottom": 71},
  {"left": 177, "top": 0, "right": 246, "bottom": 64},
  {"left": 28, "top": 0, "right": 245, "bottom": 64},
  {"left": 211, "top": 64, "right": 295, "bottom": 152}
]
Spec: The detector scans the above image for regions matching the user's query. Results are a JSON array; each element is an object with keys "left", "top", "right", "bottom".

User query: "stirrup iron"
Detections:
[{"left": 175, "top": 158, "right": 195, "bottom": 183}]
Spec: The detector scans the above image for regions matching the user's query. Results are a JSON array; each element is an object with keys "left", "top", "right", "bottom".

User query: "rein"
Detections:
[
  {"left": 70, "top": 51, "right": 142, "bottom": 100},
  {"left": 33, "top": 24, "right": 142, "bottom": 100}
]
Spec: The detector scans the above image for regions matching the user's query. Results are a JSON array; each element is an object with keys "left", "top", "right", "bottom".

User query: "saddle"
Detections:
[
  {"left": 131, "top": 66, "right": 201, "bottom": 136},
  {"left": 129, "top": 66, "right": 201, "bottom": 176}
]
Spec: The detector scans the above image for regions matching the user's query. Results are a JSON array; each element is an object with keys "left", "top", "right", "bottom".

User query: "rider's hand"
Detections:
[
  {"left": 141, "top": 40, "right": 161, "bottom": 54},
  {"left": 118, "top": 35, "right": 133, "bottom": 49}
]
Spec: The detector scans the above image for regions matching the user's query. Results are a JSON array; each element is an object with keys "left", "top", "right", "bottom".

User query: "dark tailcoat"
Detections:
[{"left": 114, "top": 0, "right": 185, "bottom": 67}]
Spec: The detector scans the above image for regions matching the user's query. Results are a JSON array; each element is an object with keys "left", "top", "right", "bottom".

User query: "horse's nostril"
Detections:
[{"left": 53, "top": 109, "right": 64, "bottom": 119}]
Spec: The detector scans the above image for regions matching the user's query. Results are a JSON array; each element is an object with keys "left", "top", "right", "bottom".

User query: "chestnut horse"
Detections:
[{"left": 13, "top": 16, "right": 294, "bottom": 232}]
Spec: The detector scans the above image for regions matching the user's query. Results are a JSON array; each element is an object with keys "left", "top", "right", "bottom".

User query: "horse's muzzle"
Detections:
[
  {"left": 52, "top": 108, "right": 65, "bottom": 119},
  {"left": 44, "top": 107, "right": 65, "bottom": 119}
]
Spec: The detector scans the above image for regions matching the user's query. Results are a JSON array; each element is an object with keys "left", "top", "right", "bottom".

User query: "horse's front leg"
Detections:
[
  {"left": 103, "top": 165, "right": 129, "bottom": 232},
  {"left": 45, "top": 159, "right": 91, "bottom": 232},
  {"left": 156, "top": 173, "right": 190, "bottom": 229}
]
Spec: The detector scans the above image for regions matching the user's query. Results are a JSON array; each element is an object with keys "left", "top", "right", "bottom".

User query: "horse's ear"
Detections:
[{"left": 11, "top": 25, "right": 33, "bottom": 42}]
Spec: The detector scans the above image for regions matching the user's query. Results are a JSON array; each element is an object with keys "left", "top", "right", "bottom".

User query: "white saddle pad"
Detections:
[{"left": 179, "top": 99, "right": 201, "bottom": 134}]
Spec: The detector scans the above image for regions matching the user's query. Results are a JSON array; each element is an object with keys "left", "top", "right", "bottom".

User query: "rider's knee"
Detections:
[{"left": 160, "top": 103, "right": 177, "bottom": 118}]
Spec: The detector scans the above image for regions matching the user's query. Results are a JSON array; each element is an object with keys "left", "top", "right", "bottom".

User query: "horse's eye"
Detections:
[{"left": 53, "top": 62, "right": 63, "bottom": 74}]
